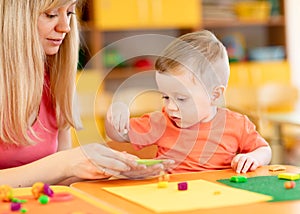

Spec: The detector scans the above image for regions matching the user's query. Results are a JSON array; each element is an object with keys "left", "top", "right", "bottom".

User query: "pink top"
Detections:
[
  {"left": 0, "top": 74, "right": 58, "bottom": 169},
  {"left": 129, "top": 108, "right": 269, "bottom": 173}
]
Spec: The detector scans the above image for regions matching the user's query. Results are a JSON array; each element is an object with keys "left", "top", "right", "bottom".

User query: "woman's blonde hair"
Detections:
[{"left": 0, "top": 0, "right": 82, "bottom": 145}]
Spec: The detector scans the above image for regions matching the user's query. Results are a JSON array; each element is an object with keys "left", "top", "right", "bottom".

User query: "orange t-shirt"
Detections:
[{"left": 128, "top": 108, "right": 269, "bottom": 173}]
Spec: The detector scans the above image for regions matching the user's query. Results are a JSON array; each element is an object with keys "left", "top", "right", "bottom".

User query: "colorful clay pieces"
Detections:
[
  {"left": 0, "top": 184, "right": 13, "bottom": 202},
  {"left": 177, "top": 182, "right": 188, "bottom": 191},
  {"left": 268, "top": 165, "right": 287, "bottom": 172},
  {"left": 278, "top": 173, "right": 300, "bottom": 181},
  {"left": 157, "top": 181, "right": 169, "bottom": 188},
  {"left": 43, "top": 183, "right": 54, "bottom": 197},
  {"left": 38, "top": 195, "right": 50, "bottom": 204},
  {"left": 136, "top": 159, "right": 164, "bottom": 166},
  {"left": 0, "top": 182, "right": 75, "bottom": 213},
  {"left": 157, "top": 171, "right": 170, "bottom": 188},
  {"left": 0, "top": 182, "right": 55, "bottom": 212},
  {"left": 284, "top": 181, "right": 296, "bottom": 189},
  {"left": 230, "top": 175, "right": 248, "bottom": 183},
  {"left": 0, "top": 184, "right": 29, "bottom": 211},
  {"left": 31, "top": 182, "right": 54, "bottom": 205}
]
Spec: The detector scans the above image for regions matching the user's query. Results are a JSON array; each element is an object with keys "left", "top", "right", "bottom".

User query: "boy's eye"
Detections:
[
  {"left": 177, "top": 98, "right": 186, "bottom": 102},
  {"left": 162, "top": 95, "right": 169, "bottom": 100}
]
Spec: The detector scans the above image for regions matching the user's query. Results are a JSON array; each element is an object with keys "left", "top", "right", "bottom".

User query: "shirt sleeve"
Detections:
[
  {"left": 239, "top": 115, "right": 270, "bottom": 153},
  {"left": 128, "top": 111, "right": 167, "bottom": 150}
]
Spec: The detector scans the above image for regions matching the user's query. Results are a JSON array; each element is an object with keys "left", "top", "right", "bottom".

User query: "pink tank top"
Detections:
[{"left": 0, "top": 74, "right": 58, "bottom": 169}]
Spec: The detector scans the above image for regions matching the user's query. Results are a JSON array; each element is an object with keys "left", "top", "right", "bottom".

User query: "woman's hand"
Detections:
[{"left": 64, "top": 143, "right": 139, "bottom": 180}]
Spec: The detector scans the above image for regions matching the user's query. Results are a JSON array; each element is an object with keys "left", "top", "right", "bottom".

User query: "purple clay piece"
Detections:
[
  {"left": 10, "top": 202, "right": 21, "bottom": 211},
  {"left": 43, "top": 183, "right": 54, "bottom": 197},
  {"left": 178, "top": 182, "right": 188, "bottom": 191}
]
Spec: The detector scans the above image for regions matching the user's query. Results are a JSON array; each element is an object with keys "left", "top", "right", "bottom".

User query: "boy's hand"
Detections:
[
  {"left": 231, "top": 154, "right": 260, "bottom": 173},
  {"left": 106, "top": 102, "right": 130, "bottom": 138}
]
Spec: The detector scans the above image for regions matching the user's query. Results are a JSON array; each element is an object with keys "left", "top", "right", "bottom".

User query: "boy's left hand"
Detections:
[{"left": 231, "top": 154, "right": 260, "bottom": 173}]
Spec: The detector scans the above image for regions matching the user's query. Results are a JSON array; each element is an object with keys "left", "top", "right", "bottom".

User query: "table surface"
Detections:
[{"left": 71, "top": 165, "right": 300, "bottom": 214}]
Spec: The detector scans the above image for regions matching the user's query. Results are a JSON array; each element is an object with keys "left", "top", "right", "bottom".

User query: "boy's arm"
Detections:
[
  {"left": 231, "top": 114, "right": 272, "bottom": 173},
  {"left": 246, "top": 145, "right": 272, "bottom": 165},
  {"left": 105, "top": 118, "right": 130, "bottom": 142},
  {"left": 105, "top": 102, "right": 130, "bottom": 142}
]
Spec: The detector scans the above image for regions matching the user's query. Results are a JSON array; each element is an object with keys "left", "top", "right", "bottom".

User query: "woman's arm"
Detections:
[
  {"left": 57, "top": 129, "right": 72, "bottom": 151},
  {"left": 0, "top": 143, "right": 139, "bottom": 188},
  {"left": 0, "top": 151, "right": 72, "bottom": 188}
]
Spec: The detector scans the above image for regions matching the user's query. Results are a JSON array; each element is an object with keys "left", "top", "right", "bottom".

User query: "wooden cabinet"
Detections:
[
  {"left": 92, "top": 0, "right": 201, "bottom": 30},
  {"left": 93, "top": 0, "right": 145, "bottom": 30},
  {"left": 228, "top": 61, "right": 290, "bottom": 87},
  {"left": 225, "top": 61, "right": 291, "bottom": 124}
]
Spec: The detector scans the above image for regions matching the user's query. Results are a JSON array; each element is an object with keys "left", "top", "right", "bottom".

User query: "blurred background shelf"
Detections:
[
  {"left": 79, "top": 0, "right": 286, "bottom": 63},
  {"left": 203, "top": 15, "right": 284, "bottom": 27}
]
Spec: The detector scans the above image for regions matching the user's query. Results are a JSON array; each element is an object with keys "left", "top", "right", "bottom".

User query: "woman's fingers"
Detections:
[{"left": 81, "top": 143, "right": 138, "bottom": 173}]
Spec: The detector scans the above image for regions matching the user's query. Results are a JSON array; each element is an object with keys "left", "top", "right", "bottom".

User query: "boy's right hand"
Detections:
[{"left": 106, "top": 102, "right": 130, "bottom": 139}]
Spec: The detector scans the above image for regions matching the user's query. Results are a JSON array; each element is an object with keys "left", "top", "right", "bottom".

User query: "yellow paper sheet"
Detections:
[{"left": 103, "top": 179, "right": 272, "bottom": 213}]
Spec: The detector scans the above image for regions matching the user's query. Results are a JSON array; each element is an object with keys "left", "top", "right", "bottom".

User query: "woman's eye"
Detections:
[
  {"left": 45, "top": 13, "right": 57, "bottom": 18},
  {"left": 67, "top": 11, "right": 76, "bottom": 16}
]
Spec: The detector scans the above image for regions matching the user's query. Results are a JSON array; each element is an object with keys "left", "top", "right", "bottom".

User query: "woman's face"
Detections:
[{"left": 37, "top": 1, "right": 77, "bottom": 55}]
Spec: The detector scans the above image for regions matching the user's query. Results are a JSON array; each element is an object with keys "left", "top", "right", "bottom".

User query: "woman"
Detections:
[{"left": 0, "top": 0, "right": 166, "bottom": 187}]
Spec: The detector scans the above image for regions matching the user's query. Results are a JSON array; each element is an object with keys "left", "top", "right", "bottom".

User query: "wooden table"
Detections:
[{"left": 71, "top": 165, "right": 300, "bottom": 214}]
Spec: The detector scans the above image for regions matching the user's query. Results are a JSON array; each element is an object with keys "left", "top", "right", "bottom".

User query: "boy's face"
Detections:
[{"left": 156, "top": 67, "right": 215, "bottom": 128}]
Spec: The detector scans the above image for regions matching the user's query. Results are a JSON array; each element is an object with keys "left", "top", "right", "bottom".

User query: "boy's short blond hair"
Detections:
[{"left": 155, "top": 30, "right": 230, "bottom": 93}]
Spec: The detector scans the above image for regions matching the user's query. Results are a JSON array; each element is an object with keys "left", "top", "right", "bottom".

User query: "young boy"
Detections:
[{"left": 105, "top": 30, "right": 272, "bottom": 174}]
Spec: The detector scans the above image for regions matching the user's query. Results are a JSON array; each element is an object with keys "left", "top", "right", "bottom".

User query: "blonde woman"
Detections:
[{"left": 0, "top": 0, "right": 165, "bottom": 187}]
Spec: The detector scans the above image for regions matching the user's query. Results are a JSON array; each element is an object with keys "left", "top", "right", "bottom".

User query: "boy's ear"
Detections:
[{"left": 212, "top": 86, "right": 225, "bottom": 100}]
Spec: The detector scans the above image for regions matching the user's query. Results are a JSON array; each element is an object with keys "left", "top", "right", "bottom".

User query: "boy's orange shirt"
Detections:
[{"left": 129, "top": 108, "right": 269, "bottom": 173}]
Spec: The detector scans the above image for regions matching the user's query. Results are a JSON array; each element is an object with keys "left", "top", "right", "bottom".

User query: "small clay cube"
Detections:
[
  {"left": 177, "top": 182, "right": 188, "bottom": 191},
  {"left": 157, "top": 181, "right": 168, "bottom": 188},
  {"left": 230, "top": 176, "right": 247, "bottom": 183}
]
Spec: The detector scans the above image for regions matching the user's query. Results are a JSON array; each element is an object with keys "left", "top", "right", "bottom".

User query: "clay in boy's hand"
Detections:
[
  {"left": 136, "top": 159, "right": 164, "bottom": 166},
  {"left": 136, "top": 159, "right": 175, "bottom": 170}
]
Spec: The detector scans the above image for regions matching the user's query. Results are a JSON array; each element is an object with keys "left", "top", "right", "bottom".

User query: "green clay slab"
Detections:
[{"left": 136, "top": 159, "right": 164, "bottom": 166}]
